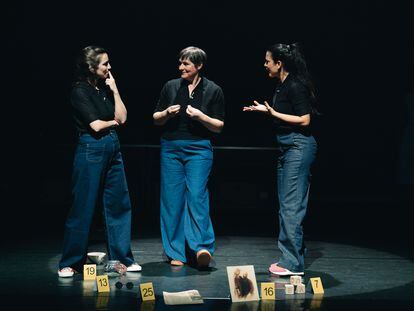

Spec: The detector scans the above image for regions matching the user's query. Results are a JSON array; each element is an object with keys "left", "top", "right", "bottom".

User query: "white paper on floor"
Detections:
[{"left": 163, "top": 289, "right": 204, "bottom": 305}]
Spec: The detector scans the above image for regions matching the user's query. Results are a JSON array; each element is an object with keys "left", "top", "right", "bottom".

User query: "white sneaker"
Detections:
[
  {"left": 126, "top": 263, "right": 142, "bottom": 272},
  {"left": 58, "top": 267, "right": 75, "bottom": 278}
]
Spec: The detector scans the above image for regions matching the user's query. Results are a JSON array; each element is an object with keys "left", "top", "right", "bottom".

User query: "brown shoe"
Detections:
[
  {"left": 196, "top": 249, "right": 211, "bottom": 268},
  {"left": 170, "top": 260, "right": 184, "bottom": 266}
]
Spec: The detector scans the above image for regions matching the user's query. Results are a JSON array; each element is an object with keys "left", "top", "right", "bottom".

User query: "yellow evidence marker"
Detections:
[
  {"left": 261, "top": 282, "right": 276, "bottom": 300},
  {"left": 140, "top": 282, "right": 155, "bottom": 301},
  {"left": 83, "top": 264, "right": 97, "bottom": 280},
  {"left": 96, "top": 275, "right": 110, "bottom": 293},
  {"left": 310, "top": 277, "right": 324, "bottom": 294}
]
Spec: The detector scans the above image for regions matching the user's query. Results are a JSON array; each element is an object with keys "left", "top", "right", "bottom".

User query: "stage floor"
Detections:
[{"left": 1, "top": 236, "right": 413, "bottom": 310}]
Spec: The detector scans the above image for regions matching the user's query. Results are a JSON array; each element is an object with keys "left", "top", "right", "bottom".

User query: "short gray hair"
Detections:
[{"left": 179, "top": 46, "right": 207, "bottom": 67}]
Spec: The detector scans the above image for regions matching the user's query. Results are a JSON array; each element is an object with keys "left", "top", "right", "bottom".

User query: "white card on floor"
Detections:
[
  {"left": 226, "top": 265, "right": 260, "bottom": 302},
  {"left": 163, "top": 290, "right": 203, "bottom": 305}
]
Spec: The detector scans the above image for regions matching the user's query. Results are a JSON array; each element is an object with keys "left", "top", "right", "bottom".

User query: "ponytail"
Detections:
[{"left": 267, "top": 43, "right": 321, "bottom": 115}]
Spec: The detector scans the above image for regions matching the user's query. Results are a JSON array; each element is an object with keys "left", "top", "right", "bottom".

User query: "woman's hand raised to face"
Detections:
[{"left": 105, "top": 71, "right": 119, "bottom": 94}]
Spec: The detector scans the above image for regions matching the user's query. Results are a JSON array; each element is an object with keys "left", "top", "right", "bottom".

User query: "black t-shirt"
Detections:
[
  {"left": 71, "top": 81, "right": 115, "bottom": 134},
  {"left": 154, "top": 77, "right": 225, "bottom": 140},
  {"left": 271, "top": 74, "right": 313, "bottom": 134}
]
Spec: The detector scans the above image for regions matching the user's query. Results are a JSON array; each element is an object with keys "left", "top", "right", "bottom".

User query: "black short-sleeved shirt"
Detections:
[
  {"left": 154, "top": 77, "right": 225, "bottom": 140},
  {"left": 71, "top": 81, "right": 115, "bottom": 133},
  {"left": 271, "top": 74, "right": 313, "bottom": 134}
]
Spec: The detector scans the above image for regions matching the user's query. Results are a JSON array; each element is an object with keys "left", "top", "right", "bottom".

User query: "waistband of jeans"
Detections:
[{"left": 78, "top": 129, "right": 117, "bottom": 137}]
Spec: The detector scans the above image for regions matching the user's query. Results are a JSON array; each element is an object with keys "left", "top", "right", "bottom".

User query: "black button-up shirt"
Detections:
[
  {"left": 272, "top": 74, "right": 313, "bottom": 134},
  {"left": 71, "top": 81, "right": 114, "bottom": 134},
  {"left": 155, "top": 77, "right": 225, "bottom": 140}
]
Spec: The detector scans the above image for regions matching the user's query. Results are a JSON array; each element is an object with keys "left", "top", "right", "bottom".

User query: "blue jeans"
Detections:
[
  {"left": 276, "top": 132, "right": 317, "bottom": 272},
  {"left": 160, "top": 139, "right": 215, "bottom": 263},
  {"left": 59, "top": 131, "right": 135, "bottom": 270}
]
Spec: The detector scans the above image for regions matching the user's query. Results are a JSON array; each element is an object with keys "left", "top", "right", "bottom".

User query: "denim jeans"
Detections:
[
  {"left": 160, "top": 139, "right": 215, "bottom": 263},
  {"left": 59, "top": 131, "right": 135, "bottom": 270},
  {"left": 276, "top": 132, "right": 317, "bottom": 272}
]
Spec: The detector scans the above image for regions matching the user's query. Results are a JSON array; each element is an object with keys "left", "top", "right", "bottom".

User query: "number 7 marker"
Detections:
[{"left": 310, "top": 277, "right": 324, "bottom": 294}]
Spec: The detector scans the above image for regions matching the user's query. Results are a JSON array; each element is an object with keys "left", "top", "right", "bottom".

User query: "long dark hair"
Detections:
[
  {"left": 74, "top": 46, "right": 108, "bottom": 84},
  {"left": 267, "top": 43, "right": 320, "bottom": 114}
]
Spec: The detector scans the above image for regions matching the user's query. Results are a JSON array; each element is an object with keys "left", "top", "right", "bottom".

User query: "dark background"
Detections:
[{"left": 2, "top": 1, "right": 413, "bottom": 250}]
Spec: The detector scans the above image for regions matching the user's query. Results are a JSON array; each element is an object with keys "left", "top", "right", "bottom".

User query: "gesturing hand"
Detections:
[
  {"left": 186, "top": 105, "right": 203, "bottom": 120},
  {"left": 243, "top": 100, "right": 276, "bottom": 116},
  {"left": 243, "top": 100, "right": 269, "bottom": 112},
  {"left": 166, "top": 105, "right": 181, "bottom": 118}
]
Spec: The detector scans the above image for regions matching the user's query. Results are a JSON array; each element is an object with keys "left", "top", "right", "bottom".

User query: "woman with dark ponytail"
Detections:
[{"left": 243, "top": 43, "right": 317, "bottom": 276}]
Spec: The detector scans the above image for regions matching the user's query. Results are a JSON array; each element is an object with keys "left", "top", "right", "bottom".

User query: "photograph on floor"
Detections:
[{"left": 227, "top": 265, "right": 260, "bottom": 302}]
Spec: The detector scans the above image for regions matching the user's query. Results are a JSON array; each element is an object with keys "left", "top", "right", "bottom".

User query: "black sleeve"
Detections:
[
  {"left": 154, "top": 82, "right": 170, "bottom": 113},
  {"left": 208, "top": 86, "right": 225, "bottom": 121},
  {"left": 71, "top": 87, "right": 100, "bottom": 124},
  {"left": 288, "top": 82, "right": 312, "bottom": 116}
]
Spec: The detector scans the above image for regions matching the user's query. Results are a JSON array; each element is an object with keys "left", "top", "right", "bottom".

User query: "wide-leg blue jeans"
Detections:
[
  {"left": 59, "top": 131, "right": 135, "bottom": 270},
  {"left": 160, "top": 139, "right": 215, "bottom": 263},
  {"left": 276, "top": 132, "right": 317, "bottom": 272}
]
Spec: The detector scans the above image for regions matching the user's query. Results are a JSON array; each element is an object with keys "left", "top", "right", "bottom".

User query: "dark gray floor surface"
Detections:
[{"left": 1, "top": 236, "right": 413, "bottom": 310}]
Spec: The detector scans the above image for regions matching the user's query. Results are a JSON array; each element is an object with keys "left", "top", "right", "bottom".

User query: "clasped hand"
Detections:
[{"left": 166, "top": 105, "right": 203, "bottom": 120}]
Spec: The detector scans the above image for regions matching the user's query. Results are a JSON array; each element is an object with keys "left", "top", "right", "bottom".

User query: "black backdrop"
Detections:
[{"left": 3, "top": 1, "right": 413, "bottom": 247}]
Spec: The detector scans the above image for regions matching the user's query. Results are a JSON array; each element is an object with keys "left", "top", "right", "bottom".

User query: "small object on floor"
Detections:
[
  {"left": 96, "top": 275, "right": 110, "bottom": 293},
  {"left": 269, "top": 263, "right": 304, "bottom": 276},
  {"left": 115, "top": 281, "right": 123, "bottom": 289},
  {"left": 58, "top": 267, "right": 75, "bottom": 278},
  {"left": 170, "top": 260, "right": 184, "bottom": 266},
  {"left": 261, "top": 282, "right": 276, "bottom": 300},
  {"left": 163, "top": 289, "right": 203, "bottom": 305},
  {"left": 104, "top": 260, "right": 127, "bottom": 276},
  {"left": 285, "top": 284, "right": 294, "bottom": 295},
  {"left": 140, "top": 282, "right": 156, "bottom": 301},
  {"left": 115, "top": 281, "right": 134, "bottom": 290},
  {"left": 296, "top": 283, "right": 306, "bottom": 294},
  {"left": 290, "top": 275, "right": 302, "bottom": 285},
  {"left": 310, "top": 277, "right": 324, "bottom": 294},
  {"left": 127, "top": 262, "right": 142, "bottom": 272},
  {"left": 196, "top": 249, "right": 211, "bottom": 268},
  {"left": 83, "top": 264, "right": 97, "bottom": 280},
  {"left": 87, "top": 252, "right": 106, "bottom": 265}
]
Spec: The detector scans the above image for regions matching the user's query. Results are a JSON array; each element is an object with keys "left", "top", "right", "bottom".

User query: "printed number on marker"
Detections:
[{"left": 261, "top": 282, "right": 276, "bottom": 300}]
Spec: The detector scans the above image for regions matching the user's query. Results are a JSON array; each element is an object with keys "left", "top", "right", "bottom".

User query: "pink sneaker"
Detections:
[{"left": 268, "top": 264, "right": 304, "bottom": 276}]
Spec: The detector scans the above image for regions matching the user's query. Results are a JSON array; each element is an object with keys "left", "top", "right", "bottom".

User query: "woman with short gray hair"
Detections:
[{"left": 153, "top": 46, "right": 225, "bottom": 268}]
